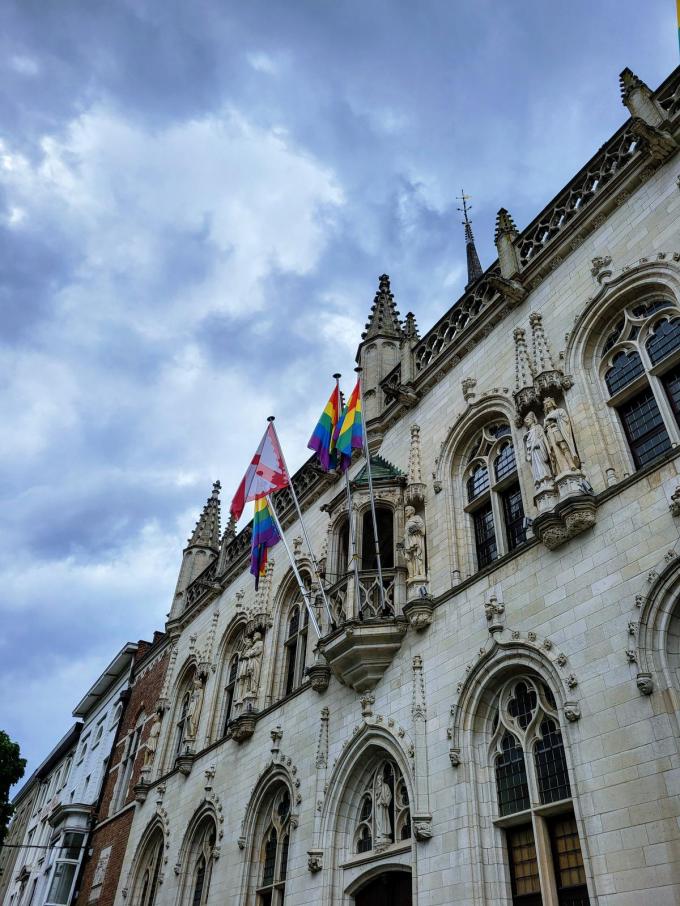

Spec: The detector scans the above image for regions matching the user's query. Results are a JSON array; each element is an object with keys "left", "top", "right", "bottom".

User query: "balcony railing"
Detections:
[{"left": 326, "top": 568, "right": 404, "bottom": 623}]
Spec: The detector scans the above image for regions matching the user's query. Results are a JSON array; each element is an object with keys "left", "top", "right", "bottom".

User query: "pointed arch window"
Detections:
[
  {"left": 175, "top": 691, "right": 191, "bottom": 757},
  {"left": 490, "top": 676, "right": 589, "bottom": 906},
  {"left": 283, "top": 604, "right": 308, "bottom": 697},
  {"left": 353, "top": 759, "right": 410, "bottom": 854},
  {"left": 256, "top": 787, "right": 291, "bottom": 905},
  {"left": 186, "top": 822, "right": 216, "bottom": 906},
  {"left": 361, "top": 507, "right": 394, "bottom": 570},
  {"left": 600, "top": 297, "right": 680, "bottom": 468},
  {"left": 222, "top": 653, "right": 239, "bottom": 734},
  {"left": 132, "top": 829, "right": 164, "bottom": 906},
  {"left": 463, "top": 423, "right": 527, "bottom": 570}
]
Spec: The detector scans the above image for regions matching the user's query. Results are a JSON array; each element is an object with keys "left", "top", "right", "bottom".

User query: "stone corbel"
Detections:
[
  {"left": 630, "top": 117, "right": 677, "bottom": 162},
  {"left": 486, "top": 273, "right": 527, "bottom": 306},
  {"left": 669, "top": 486, "right": 680, "bottom": 517},
  {"left": 175, "top": 753, "right": 194, "bottom": 776},
  {"left": 413, "top": 816, "right": 433, "bottom": 841},
  {"left": 384, "top": 382, "right": 420, "bottom": 408},
  {"left": 307, "top": 850, "right": 323, "bottom": 873}
]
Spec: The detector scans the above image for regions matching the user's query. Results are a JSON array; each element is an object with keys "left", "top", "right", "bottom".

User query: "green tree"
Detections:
[{"left": 0, "top": 731, "right": 26, "bottom": 848}]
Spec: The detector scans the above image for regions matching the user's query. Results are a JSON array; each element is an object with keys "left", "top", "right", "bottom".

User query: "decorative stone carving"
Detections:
[
  {"left": 566, "top": 674, "right": 578, "bottom": 690},
  {"left": 448, "top": 747, "right": 461, "bottom": 767},
  {"left": 543, "top": 397, "right": 581, "bottom": 476},
  {"left": 230, "top": 711, "right": 257, "bottom": 743},
  {"left": 306, "top": 661, "right": 331, "bottom": 693},
  {"left": 669, "top": 487, "right": 680, "bottom": 517},
  {"left": 406, "top": 425, "right": 426, "bottom": 505},
  {"left": 307, "top": 850, "right": 323, "bottom": 873},
  {"left": 404, "top": 505, "right": 426, "bottom": 583},
  {"left": 184, "top": 675, "right": 205, "bottom": 741},
  {"left": 483, "top": 594, "right": 505, "bottom": 634},
  {"left": 143, "top": 711, "right": 162, "bottom": 767},
  {"left": 176, "top": 754, "right": 194, "bottom": 776},
  {"left": 591, "top": 255, "right": 613, "bottom": 282},
  {"left": 403, "top": 591, "right": 435, "bottom": 630},
  {"left": 513, "top": 327, "right": 537, "bottom": 417},
  {"left": 270, "top": 727, "right": 283, "bottom": 755},
  {"left": 461, "top": 377, "right": 477, "bottom": 403},
  {"left": 413, "top": 818, "right": 433, "bottom": 841},
  {"left": 564, "top": 702, "right": 581, "bottom": 722},
  {"left": 523, "top": 411, "right": 553, "bottom": 490},
  {"left": 636, "top": 672, "right": 654, "bottom": 695}
]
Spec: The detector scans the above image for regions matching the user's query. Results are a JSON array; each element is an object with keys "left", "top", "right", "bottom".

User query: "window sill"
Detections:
[
  {"left": 493, "top": 798, "right": 573, "bottom": 828},
  {"left": 340, "top": 839, "right": 412, "bottom": 869}
]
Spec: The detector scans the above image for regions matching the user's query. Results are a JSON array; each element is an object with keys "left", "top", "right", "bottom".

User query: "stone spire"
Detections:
[
  {"left": 619, "top": 67, "right": 663, "bottom": 127},
  {"left": 529, "top": 312, "right": 556, "bottom": 374},
  {"left": 458, "top": 191, "right": 483, "bottom": 289},
  {"left": 188, "top": 481, "right": 222, "bottom": 550},
  {"left": 403, "top": 311, "right": 420, "bottom": 341},
  {"left": 362, "top": 274, "right": 402, "bottom": 340},
  {"left": 494, "top": 208, "right": 520, "bottom": 280}
]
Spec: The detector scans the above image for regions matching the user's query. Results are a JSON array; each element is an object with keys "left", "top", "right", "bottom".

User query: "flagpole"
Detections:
[
  {"left": 334, "top": 374, "right": 362, "bottom": 620},
  {"left": 265, "top": 492, "right": 322, "bottom": 639},
  {"left": 354, "top": 367, "right": 388, "bottom": 616},
  {"left": 267, "top": 417, "right": 335, "bottom": 631}
]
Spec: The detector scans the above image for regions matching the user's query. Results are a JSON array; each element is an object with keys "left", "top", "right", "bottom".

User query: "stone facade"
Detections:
[{"left": 6, "top": 63, "right": 680, "bottom": 906}]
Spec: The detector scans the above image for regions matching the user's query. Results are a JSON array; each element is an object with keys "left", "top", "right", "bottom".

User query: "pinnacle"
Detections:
[
  {"left": 403, "top": 311, "right": 420, "bottom": 341},
  {"left": 494, "top": 208, "right": 518, "bottom": 241},
  {"left": 361, "top": 273, "right": 402, "bottom": 340},
  {"left": 464, "top": 223, "right": 483, "bottom": 289},
  {"left": 188, "top": 480, "right": 222, "bottom": 550},
  {"left": 619, "top": 67, "right": 646, "bottom": 101}
]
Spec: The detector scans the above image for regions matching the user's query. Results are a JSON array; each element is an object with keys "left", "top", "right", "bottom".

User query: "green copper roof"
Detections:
[{"left": 353, "top": 455, "right": 404, "bottom": 484}]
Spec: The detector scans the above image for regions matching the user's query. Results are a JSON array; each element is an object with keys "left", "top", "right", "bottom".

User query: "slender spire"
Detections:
[
  {"left": 457, "top": 190, "right": 483, "bottom": 289},
  {"left": 188, "top": 480, "right": 222, "bottom": 550},
  {"left": 362, "top": 274, "right": 402, "bottom": 340}
]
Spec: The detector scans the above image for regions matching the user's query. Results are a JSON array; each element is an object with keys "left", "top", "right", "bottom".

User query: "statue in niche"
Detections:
[
  {"left": 404, "top": 505, "right": 426, "bottom": 580},
  {"left": 375, "top": 769, "right": 393, "bottom": 843},
  {"left": 235, "top": 646, "right": 250, "bottom": 704},
  {"left": 243, "top": 631, "right": 264, "bottom": 698},
  {"left": 542, "top": 397, "right": 581, "bottom": 474},
  {"left": 143, "top": 711, "right": 162, "bottom": 767},
  {"left": 185, "top": 675, "right": 205, "bottom": 739},
  {"left": 523, "top": 411, "right": 553, "bottom": 487}
]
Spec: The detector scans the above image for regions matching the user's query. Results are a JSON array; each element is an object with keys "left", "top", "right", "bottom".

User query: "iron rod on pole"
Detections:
[{"left": 334, "top": 374, "right": 363, "bottom": 619}]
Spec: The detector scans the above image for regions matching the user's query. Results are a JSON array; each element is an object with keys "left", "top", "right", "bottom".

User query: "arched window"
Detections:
[
  {"left": 353, "top": 759, "right": 410, "bottom": 854},
  {"left": 113, "top": 712, "right": 145, "bottom": 813},
  {"left": 184, "top": 819, "right": 216, "bottom": 906},
  {"left": 600, "top": 297, "right": 680, "bottom": 468},
  {"left": 131, "top": 828, "right": 164, "bottom": 906},
  {"left": 282, "top": 604, "right": 309, "bottom": 697},
  {"left": 361, "top": 507, "right": 394, "bottom": 570},
  {"left": 335, "top": 516, "right": 350, "bottom": 580},
  {"left": 463, "top": 423, "right": 527, "bottom": 569},
  {"left": 491, "top": 676, "right": 589, "bottom": 906},
  {"left": 256, "top": 787, "right": 291, "bottom": 905},
  {"left": 175, "top": 691, "right": 191, "bottom": 757}
]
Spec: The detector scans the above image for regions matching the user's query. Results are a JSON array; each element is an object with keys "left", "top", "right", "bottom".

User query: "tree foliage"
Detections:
[{"left": 0, "top": 731, "right": 27, "bottom": 848}]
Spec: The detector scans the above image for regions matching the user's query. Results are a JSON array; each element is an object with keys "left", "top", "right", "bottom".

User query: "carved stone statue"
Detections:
[
  {"left": 375, "top": 770, "right": 393, "bottom": 843},
  {"left": 243, "top": 631, "right": 264, "bottom": 698},
  {"left": 404, "top": 506, "right": 426, "bottom": 580},
  {"left": 185, "top": 675, "right": 205, "bottom": 739},
  {"left": 543, "top": 397, "right": 580, "bottom": 474},
  {"left": 235, "top": 648, "right": 250, "bottom": 704},
  {"left": 143, "top": 712, "right": 162, "bottom": 767},
  {"left": 523, "top": 411, "right": 553, "bottom": 486}
]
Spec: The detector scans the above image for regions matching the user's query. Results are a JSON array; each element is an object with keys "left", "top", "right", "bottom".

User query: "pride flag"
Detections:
[
  {"left": 231, "top": 423, "right": 288, "bottom": 521},
  {"left": 250, "top": 496, "right": 280, "bottom": 589},
  {"left": 307, "top": 384, "right": 341, "bottom": 471},
  {"left": 334, "top": 379, "right": 363, "bottom": 472}
]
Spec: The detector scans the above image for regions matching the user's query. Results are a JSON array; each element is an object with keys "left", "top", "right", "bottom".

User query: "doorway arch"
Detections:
[{"left": 353, "top": 868, "right": 412, "bottom": 906}]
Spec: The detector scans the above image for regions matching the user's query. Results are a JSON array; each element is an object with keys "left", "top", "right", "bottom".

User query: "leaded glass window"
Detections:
[
  {"left": 600, "top": 297, "right": 680, "bottom": 470},
  {"left": 353, "top": 759, "right": 410, "bottom": 854},
  {"left": 256, "top": 787, "right": 291, "bottom": 906}
]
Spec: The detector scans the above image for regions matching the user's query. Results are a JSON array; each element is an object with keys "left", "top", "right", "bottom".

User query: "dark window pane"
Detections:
[
  {"left": 284, "top": 641, "right": 297, "bottom": 696},
  {"left": 647, "top": 318, "right": 680, "bottom": 364},
  {"left": 602, "top": 318, "right": 624, "bottom": 355},
  {"left": 507, "top": 825, "right": 542, "bottom": 905},
  {"left": 360, "top": 796, "right": 372, "bottom": 821},
  {"left": 490, "top": 423, "right": 512, "bottom": 439},
  {"left": 356, "top": 826, "right": 372, "bottom": 853},
  {"left": 467, "top": 464, "right": 490, "bottom": 501},
  {"left": 495, "top": 733, "right": 530, "bottom": 816},
  {"left": 502, "top": 484, "right": 526, "bottom": 550},
  {"left": 605, "top": 350, "right": 644, "bottom": 395},
  {"left": 535, "top": 719, "right": 571, "bottom": 804},
  {"left": 46, "top": 863, "right": 77, "bottom": 905},
  {"left": 508, "top": 682, "right": 537, "bottom": 730},
  {"left": 631, "top": 299, "right": 671, "bottom": 318},
  {"left": 287, "top": 607, "right": 299, "bottom": 638},
  {"left": 262, "top": 829, "right": 277, "bottom": 886},
  {"left": 279, "top": 834, "right": 289, "bottom": 882},
  {"left": 473, "top": 503, "right": 497, "bottom": 569},
  {"left": 191, "top": 858, "right": 205, "bottom": 906},
  {"left": 495, "top": 444, "right": 517, "bottom": 482},
  {"left": 618, "top": 387, "right": 671, "bottom": 468},
  {"left": 361, "top": 508, "right": 394, "bottom": 569},
  {"left": 549, "top": 815, "right": 590, "bottom": 905},
  {"left": 662, "top": 365, "right": 680, "bottom": 424}
]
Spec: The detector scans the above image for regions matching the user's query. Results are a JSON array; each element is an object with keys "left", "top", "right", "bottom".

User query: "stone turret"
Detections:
[
  {"left": 170, "top": 481, "right": 221, "bottom": 619},
  {"left": 357, "top": 274, "right": 403, "bottom": 424}
]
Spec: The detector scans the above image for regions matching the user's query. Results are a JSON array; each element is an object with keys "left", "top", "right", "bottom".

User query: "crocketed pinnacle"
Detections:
[
  {"left": 464, "top": 221, "right": 483, "bottom": 289},
  {"left": 403, "top": 311, "right": 420, "bottom": 341},
  {"left": 362, "top": 274, "right": 402, "bottom": 340},
  {"left": 619, "top": 67, "right": 647, "bottom": 102},
  {"left": 494, "top": 208, "right": 518, "bottom": 242},
  {"left": 188, "top": 480, "right": 222, "bottom": 550}
]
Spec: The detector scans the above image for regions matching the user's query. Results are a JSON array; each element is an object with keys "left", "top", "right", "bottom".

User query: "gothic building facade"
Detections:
[{"left": 6, "top": 63, "right": 680, "bottom": 906}]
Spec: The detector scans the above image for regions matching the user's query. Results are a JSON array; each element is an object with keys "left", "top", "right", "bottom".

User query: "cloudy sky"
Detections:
[{"left": 0, "top": 0, "right": 676, "bottom": 783}]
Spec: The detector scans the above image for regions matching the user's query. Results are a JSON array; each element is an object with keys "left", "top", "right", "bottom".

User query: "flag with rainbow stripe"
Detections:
[
  {"left": 334, "top": 379, "right": 363, "bottom": 472},
  {"left": 307, "top": 384, "right": 341, "bottom": 471},
  {"left": 250, "top": 496, "right": 280, "bottom": 588}
]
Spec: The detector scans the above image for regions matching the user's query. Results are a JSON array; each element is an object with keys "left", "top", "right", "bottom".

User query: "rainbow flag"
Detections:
[
  {"left": 334, "top": 379, "right": 363, "bottom": 472},
  {"left": 307, "top": 384, "right": 341, "bottom": 471},
  {"left": 250, "top": 496, "right": 280, "bottom": 589}
]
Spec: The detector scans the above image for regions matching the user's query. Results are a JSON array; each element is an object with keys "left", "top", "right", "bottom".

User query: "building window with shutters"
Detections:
[{"left": 490, "top": 676, "right": 590, "bottom": 906}]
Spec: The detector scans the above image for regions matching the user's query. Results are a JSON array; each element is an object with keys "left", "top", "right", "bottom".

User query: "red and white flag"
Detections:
[{"left": 230, "top": 423, "right": 288, "bottom": 521}]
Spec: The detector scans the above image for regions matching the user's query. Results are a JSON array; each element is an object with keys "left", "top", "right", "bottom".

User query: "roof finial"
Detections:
[
  {"left": 457, "top": 190, "right": 483, "bottom": 289},
  {"left": 188, "top": 480, "right": 222, "bottom": 550}
]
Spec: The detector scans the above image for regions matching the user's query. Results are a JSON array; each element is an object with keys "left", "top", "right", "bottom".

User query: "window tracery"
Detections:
[
  {"left": 353, "top": 759, "right": 410, "bottom": 854},
  {"left": 490, "top": 676, "right": 589, "bottom": 906},
  {"left": 282, "top": 604, "right": 308, "bottom": 697},
  {"left": 256, "top": 787, "right": 291, "bottom": 906},
  {"left": 131, "top": 829, "right": 163, "bottom": 906},
  {"left": 185, "top": 821, "right": 216, "bottom": 906},
  {"left": 462, "top": 422, "right": 527, "bottom": 569},
  {"left": 599, "top": 296, "right": 680, "bottom": 468}
]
